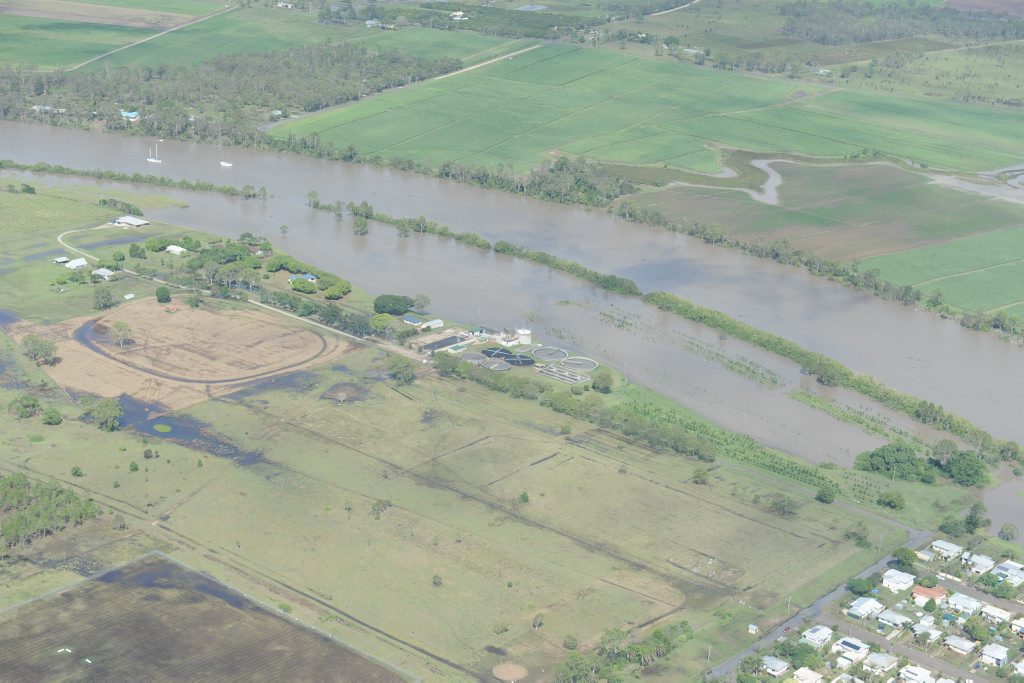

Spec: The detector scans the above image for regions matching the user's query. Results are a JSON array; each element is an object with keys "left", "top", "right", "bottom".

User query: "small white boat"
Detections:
[
  {"left": 146, "top": 143, "right": 162, "bottom": 163},
  {"left": 219, "top": 161, "right": 233, "bottom": 168}
]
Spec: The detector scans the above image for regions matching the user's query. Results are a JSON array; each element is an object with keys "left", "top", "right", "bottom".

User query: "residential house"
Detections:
[
  {"left": 848, "top": 596, "right": 885, "bottom": 619},
  {"left": 419, "top": 319, "right": 444, "bottom": 331},
  {"left": 830, "top": 675, "right": 864, "bottom": 683},
  {"left": 916, "top": 549, "right": 936, "bottom": 563},
  {"left": 287, "top": 273, "right": 317, "bottom": 283},
  {"left": 963, "top": 552, "right": 996, "bottom": 574},
  {"left": 944, "top": 634, "right": 978, "bottom": 655},
  {"left": 911, "top": 621, "right": 942, "bottom": 644},
  {"left": 831, "top": 636, "right": 870, "bottom": 668},
  {"left": 1011, "top": 616, "right": 1024, "bottom": 637},
  {"left": 800, "top": 625, "right": 833, "bottom": 649},
  {"left": 165, "top": 245, "right": 187, "bottom": 256},
  {"left": 91, "top": 268, "right": 114, "bottom": 280},
  {"left": 53, "top": 256, "right": 70, "bottom": 265},
  {"left": 947, "top": 592, "right": 981, "bottom": 615},
  {"left": 401, "top": 315, "right": 423, "bottom": 326},
  {"left": 982, "top": 603, "right": 1013, "bottom": 624},
  {"left": 981, "top": 642, "right": 1009, "bottom": 666},
  {"left": 1015, "top": 659, "right": 1024, "bottom": 676},
  {"left": 911, "top": 585, "right": 947, "bottom": 607},
  {"left": 883, "top": 569, "right": 916, "bottom": 593},
  {"left": 877, "top": 609, "right": 913, "bottom": 630},
  {"left": 120, "top": 110, "right": 139, "bottom": 122},
  {"left": 863, "top": 652, "right": 898, "bottom": 674},
  {"left": 899, "top": 665, "right": 935, "bottom": 683},
  {"left": 931, "top": 540, "right": 964, "bottom": 559},
  {"left": 112, "top": 216, "right": 149, "bottom": 228},
  {"left": 793, "top": 668, "right": 824, "bottom": 683},
  {"left": 995, "top": 560, "right": 1024, "bottom": 587},
  {"left": 747, "top": 624, "right": 759, "bottom": 635},
  {"left": 761, "top": 655, "right": 789, "bottom": 677},
  {"left": 65, "top": 257, "right": 88, "bottom": 269}
]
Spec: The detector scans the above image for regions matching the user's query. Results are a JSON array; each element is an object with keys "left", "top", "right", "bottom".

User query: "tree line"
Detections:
[
  {"left": 779, "top": 0, "right": 1024, "bottom": 46},
  {"left": 0, "top": 42, "right": 459, "bottom": 145},
  {"left": 0, "top": 473, "right": 100, "bottom": 547}
]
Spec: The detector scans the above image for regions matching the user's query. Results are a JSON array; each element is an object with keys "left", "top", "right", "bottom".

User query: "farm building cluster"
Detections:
[{"left": 755, "top": 538, "right": 1024, "bottom": 681}]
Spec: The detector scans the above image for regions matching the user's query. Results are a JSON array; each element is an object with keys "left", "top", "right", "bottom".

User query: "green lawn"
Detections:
[
  {"left": 274, "top": 43, "right": 1024, "bottom": 174},
  {"left": 0, "top": 15, "right": 153, "bottom": 68}
]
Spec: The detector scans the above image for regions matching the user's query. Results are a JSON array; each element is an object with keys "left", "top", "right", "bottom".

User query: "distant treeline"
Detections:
[
  {"left": 369, "top": 2, "right": 608, "bottom": 38},
  {"left": 0, "top": 160, "right": 266, "bottom": 199},
  {"left": 0, "top": 42, "right": 459, "bottom": 144},
  {"left": 0, "top": 473, "right": 99, "bottom": 547},
  {"left": 779, "top": 0, "right": 1024, "bottom": 45}
]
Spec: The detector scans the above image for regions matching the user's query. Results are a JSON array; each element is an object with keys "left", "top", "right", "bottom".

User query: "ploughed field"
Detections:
[
  {"left": 275, "top": 43, "right": 1024, "bottom": 174},
  {"left": 0, "top": 554, "right": 401, "bottom": 682}
]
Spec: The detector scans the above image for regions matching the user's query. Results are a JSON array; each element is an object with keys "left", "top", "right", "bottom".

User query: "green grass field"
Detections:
[
  {"left": 0, "top": 15, "right": 153, "bottom": 68},
  {"left": 84, "top": 7, "right": 531, "bottom": 69},
  {"left": 274, "top": 42, "right": 1024, "bottom": 174},
  {"left": 0, "top": 179, "right": 190, "bottom": 322},
  {"left": 627, "top": 162, "right": 1024, "bottom": 259},
  {"left": 864, "top": 227, "right": 1024, "bottom": 312}
]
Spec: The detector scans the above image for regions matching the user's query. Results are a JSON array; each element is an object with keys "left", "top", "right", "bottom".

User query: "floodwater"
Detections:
[{"left": 2, "top": 121, "right": 1023, "bottom": 455}]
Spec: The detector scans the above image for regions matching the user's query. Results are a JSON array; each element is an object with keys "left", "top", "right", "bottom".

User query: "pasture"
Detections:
[
  {"left": 274, "top": 42, "right": 1024, "bottom": 174},
  {"left": 626, "top": 162, "right": 1024, "bottom": 260},
  {"left": 0, "top": 15, "right": 152, "bottom": 68},
  {"left": 0, "top": 554, "right": 402, "bottom": 681},
  {"left": 85, "top": 8, "right": 530, "bottom": 69},
  {"left": 159, "top": 348, "right": 907, "bottom": 679},
  {"left": 863, "top": 227, "right": 1024, "bottom": 313}
]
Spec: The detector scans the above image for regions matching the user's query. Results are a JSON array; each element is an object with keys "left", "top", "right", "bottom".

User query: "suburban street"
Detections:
[{"left": 705, "top": 527, "right": 935, "bottom": 680}]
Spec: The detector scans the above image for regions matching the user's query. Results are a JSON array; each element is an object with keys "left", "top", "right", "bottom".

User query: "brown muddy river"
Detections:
[{"left": 2, "top": 121, "right": 1021, "bottom": 471}]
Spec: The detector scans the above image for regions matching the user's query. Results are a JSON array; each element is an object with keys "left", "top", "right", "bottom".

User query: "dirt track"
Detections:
[{"left": 10, "top": 300, "right": 354, "bottom": 411}]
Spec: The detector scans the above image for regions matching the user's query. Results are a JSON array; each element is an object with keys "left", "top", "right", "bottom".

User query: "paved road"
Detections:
[
  {"left": 937, "top": 575, "right": 1024, "bottom": 616},
  {"left": 705, "top": 527, "right": 935, "bottom": 680},
  {"left": 827, "top": 620, "right": 989, "bottom": 683}
]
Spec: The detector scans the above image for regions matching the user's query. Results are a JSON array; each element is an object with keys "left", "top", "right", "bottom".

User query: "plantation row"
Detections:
[
  {"left": 788, "top": 390, "right": 922, "bottom": 450},
  {"left": 619, "top": 397, "right": 841, "bottom": 495},
  {"left": 641, "top": 291, "right": 1018, "bottom": 459}
]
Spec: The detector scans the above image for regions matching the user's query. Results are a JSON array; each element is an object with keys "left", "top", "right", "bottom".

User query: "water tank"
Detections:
[{"left": 516, "top": 329, "right": 532, "bottom": 345}]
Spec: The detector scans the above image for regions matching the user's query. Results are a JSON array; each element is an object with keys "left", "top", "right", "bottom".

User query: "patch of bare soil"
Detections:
[
  {"left": 0, "top": 0, "right": 192, "bottom": 29},
  {"left": 9, "top": 301, "right": 354, "bottom": 411}
]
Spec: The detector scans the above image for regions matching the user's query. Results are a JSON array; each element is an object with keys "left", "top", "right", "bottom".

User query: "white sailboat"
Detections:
[
  {"left": 146, "top": 143, "right": 162, "bottom": 163},
  {"left": 218, "top": 128, "right": 233, "bottom": 167}
]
